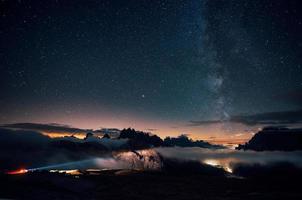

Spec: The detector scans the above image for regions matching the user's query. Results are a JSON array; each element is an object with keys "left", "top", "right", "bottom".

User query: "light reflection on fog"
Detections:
[{"left": 155, "top": 147, "right": 302, "bottom": 173}]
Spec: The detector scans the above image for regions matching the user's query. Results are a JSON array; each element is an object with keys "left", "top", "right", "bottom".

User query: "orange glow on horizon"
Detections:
[
  {"left": 24, "top": 116, "right": 256, "bottom": 147},
  {"left": 6, "top": 168, "right": 28, "bottom": 175},
  {"left": 40, "top": 129, "right": 251, "bottom": 148},
  {"left": 42, "top": 132, "right": 86, "bottom": 139},
  {"left": 4, "top": 101, "right": 257, "bottom": 147},
  {"left": 204, "top": 138, "right": 249, "bottom": 145}
]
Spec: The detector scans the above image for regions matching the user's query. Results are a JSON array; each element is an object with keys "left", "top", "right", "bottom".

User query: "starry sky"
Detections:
[{"left": 1, "top": 0, "right": 302, "bottom": 145}]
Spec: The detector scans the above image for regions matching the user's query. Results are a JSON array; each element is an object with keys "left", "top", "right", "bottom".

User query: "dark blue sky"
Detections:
[{"left": 1, "top": 0, "right": 302, "bottom": 142}]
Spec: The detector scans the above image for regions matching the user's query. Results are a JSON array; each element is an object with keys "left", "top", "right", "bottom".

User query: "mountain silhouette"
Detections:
[{"left": 236, "top": 126, "right": 302, "bottom": 151}]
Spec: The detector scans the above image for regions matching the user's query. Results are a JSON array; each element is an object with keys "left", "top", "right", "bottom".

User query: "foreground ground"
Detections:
[{"left": 0, "top": 170, "right": 301, "bottom": 200}]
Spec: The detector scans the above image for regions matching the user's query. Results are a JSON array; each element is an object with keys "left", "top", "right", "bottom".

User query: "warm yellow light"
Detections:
[
  {"left": 203, "top": 159, "right": 233, "bottom": 173},
  {"left": 41, "top": 132, "right": 86, "bottom": 139},
  {"left": 49, "top": 169, "right": 81, "bottom": 175},
  {"left": 203, "top": 159, "right": 220, "bottom": 166}
]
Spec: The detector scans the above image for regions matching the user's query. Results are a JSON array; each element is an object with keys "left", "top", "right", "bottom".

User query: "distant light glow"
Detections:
[
  {"left": 203, "top": 159, "right": 233, "bottom": 173},
  {"left": 41, "top": 132, "right": 86, "bottom": 139},
  {"left": 224, "top": 166, "right": 233, "bottom": 173},
  {"left": 49, "top": 169, "right": 81, "bottom": 175},
  {"left": 6, "top": 168, "right": 28, "bottom": 175},
  {"left": 203, "top": 159, "right": 220, "bottom": 166}
]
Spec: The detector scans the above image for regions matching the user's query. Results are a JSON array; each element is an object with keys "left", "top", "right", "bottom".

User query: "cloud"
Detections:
[
  {"left": 0, "top": 123, "right": 92, "bottom": 134},
  {"left": 0, "top": 128, "right": 52, "bottom": 169},
  {"left": 0, "top": 128, "right": 125, "bottom": 170},
  {"left": 95, "top": 128, "right": 121, "bottom": 133},
  {"left": 2, "top": 127, "right": 302, "bottom": 175},
  {"left": 0, "top": 128, "right": 162, "bottom": 172},
  {"left": 188, "top": 109, "right": 302, "bottom": 126},
  {"left": 0, "top": 128, "right": 50, "bottom": 148},
  {"left": 94, "top": 128, "right": 121, "bottom": 138},
  {"left": 155, "top": 147, "right": 302, "bottom": 173},
  {"left": 0, "top": 123, "right": 121, "bottom": 138}
]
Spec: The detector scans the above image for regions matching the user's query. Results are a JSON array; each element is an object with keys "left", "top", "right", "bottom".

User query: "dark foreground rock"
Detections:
[{"left": 1, "top": 169, "right": 302, "bottom": 200}]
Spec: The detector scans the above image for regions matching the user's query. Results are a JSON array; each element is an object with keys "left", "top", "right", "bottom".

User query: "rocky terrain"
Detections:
[{"left": 236, "top": 127, "right": 302, "bottom": 151}]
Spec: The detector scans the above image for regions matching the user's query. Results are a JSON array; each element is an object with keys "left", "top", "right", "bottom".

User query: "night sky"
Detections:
[{"left": 1, "top": 0, "right": 302, "bottom": 144}]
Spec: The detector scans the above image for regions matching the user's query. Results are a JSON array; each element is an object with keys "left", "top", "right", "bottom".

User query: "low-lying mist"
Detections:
[
  {"left": 155, "top": 147, "right": 302, "bottom": 173},
  {"left": 1, "top": 128, "right": 302, "bottom": 177},
  {"left": 13, "top": 149, "right": 162, "bottom": 173}
]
